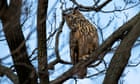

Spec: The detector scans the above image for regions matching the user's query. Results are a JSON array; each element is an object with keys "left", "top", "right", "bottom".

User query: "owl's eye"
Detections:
[
  {"left": 68, "top": 15, "right": 73, "bottom": 19},
  {"left": 67, "top": 15, "right": 71, "bottom": 18}
]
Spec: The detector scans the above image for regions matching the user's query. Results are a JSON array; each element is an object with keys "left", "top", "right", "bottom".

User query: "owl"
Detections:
[{"left": 63, "top": 8, "right": 99, "bottom": 78}]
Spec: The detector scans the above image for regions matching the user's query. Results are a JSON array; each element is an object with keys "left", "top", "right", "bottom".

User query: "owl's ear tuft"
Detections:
[
  {"left": 74, "top": 7, "right": 79, "bottom": 10},
  {"left": 73, "top": 7, "right": 80, "bottom": 14}
]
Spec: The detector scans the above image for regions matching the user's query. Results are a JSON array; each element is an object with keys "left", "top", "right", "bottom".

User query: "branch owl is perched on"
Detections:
[{"left": 63, "top": 8, "right": 99, "bottom": 78}]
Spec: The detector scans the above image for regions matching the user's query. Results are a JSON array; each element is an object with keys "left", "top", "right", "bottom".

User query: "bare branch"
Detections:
[
  {"left": 127, "top": 61, "right": 140, "bottom": 67},
  {"left": 48, "top": 58, "right": 71, "bottom": 70},
  {"left": 70, "top": 0, "right": 112, "bottom": 12},
  {"left": 47, "top": 29, "right": 58, "bottom": 41},
  {"left": 86, "top": 69, "right": 105, "bottom": 78},
  {"left": 101, "top": 2, "right": 140, "bottom": 13},
  {"left": 0, "top": 64, "right": 19, "bottom": 84},
  {"left": 55, "top": 16, "right": 65, "bottom": 59}
]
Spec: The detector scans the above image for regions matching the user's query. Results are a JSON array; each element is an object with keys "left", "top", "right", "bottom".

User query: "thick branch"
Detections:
[
  {"left": 103, "top": 15, "right": 140, "bottom": 84},
  {"left": 0, "top": 64, "right": 19, "bottom": 84},
  {"left": 50, "top": 13, "right": 140, "bottom": 84},
  {"left": 37, "top": 0, "right": 49, "bottom": 84}
]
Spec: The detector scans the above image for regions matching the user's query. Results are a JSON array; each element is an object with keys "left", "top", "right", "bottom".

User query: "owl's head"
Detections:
[{"left": 63, "top": 7, "right": 83, "bottom": 22}]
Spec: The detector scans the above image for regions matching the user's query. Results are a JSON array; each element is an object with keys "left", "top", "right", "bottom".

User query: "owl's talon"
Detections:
[{"left": 79, "top": 54, "right": 89, "bottom": 61}]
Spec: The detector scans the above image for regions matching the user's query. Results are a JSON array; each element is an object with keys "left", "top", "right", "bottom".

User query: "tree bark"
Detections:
[
  {"left": 37, "top": 0, "right": 49, "bottom": 84},
  {"left": 0, "top": 0, "right": 37, "bottom": 84}
]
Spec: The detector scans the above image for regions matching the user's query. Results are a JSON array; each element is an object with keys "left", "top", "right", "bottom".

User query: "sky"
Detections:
[{"left": 0, "top": 0, "right": 140, "bottom": 84}]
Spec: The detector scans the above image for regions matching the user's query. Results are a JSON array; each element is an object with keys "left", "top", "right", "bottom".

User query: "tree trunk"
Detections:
[
  {"left": 37, "top": 0, "right": 49, "bottom": 84},
  {"left": 0, "top": 0, "right": 37, "bottom": 84}
]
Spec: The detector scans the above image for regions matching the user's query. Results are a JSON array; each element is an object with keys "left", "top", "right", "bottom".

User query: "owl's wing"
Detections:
[{"left": 70, "top": 32, "right": 79, "bottom": 64}]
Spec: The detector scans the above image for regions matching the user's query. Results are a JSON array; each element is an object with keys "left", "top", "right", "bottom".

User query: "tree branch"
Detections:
[
  {"left": 70, "top": 0, "right": 112, "bottom": 12},
  {"left": 48, "top": 16, "right": 71, "bottom": 70},
  {"left": 103, "top": 14, "right": 140, "bottom": 84},
  {"left": 37, "top": 0, "right": 49, "bottom": 84},
  {"left": 55, "top": 17, "right": 65, "bottom": 59},
  {"left": 0, "top": 64, "right": 19, "bottom": 84},
  {"left": 0, "top": 0, "right": 8, "bottom": 18}
]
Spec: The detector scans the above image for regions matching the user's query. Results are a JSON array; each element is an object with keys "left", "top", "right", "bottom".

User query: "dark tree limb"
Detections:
[
  {"left": 37, "top": 0, "right": 49, "bottom": 84},
  {"left": 103, "top": 14, "right": 140, "bottom": 84},
  {"left": 50, "top": 13, "right": 140, "bottom": 84}
]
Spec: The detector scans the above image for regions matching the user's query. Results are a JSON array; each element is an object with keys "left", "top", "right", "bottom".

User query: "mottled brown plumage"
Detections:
[{"left": 64, "top": 8, "right": 99, "bottom": 78}]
